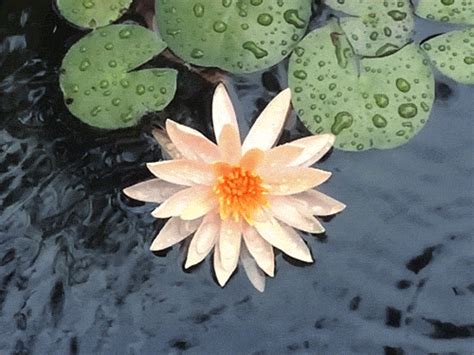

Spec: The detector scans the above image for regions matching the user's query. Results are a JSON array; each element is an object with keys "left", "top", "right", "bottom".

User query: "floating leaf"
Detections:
[
  {"left": 56, "top": 0, "right": 133, "bottom": 29},
  {"left": 421, "top": 28, "right": 474, "bottom": 84},
  {"left": 415, "top": 0, "right": 474, "bottom": 25},
  {"left": 289, "top": 21, "right": 435, "bottom": 151},
  {"left": 325, "top": 0, "right": 415, "bottom": 57},
  {"left": 60, "top": 24, "right": 177, "bottom": 129},
  {"left": 155, "top": 0, "right": 312, "bottom": 73}
]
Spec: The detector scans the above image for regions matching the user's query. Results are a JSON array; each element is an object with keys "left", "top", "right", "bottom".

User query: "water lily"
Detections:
[{"left": 124, "top": 84, "right": 345, "bottom": 291}]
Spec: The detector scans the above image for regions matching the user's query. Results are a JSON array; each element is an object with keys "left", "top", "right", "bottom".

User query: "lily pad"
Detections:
[
  {"left": 325, "top": 0, "right": 415, "bottom": 57},
  {"left": 289, "top": 21, "right": 435, "bottom": 151},
  {"left": 155, "top": 0, "right": 312, "bottom": 73},
  {"left": 421, "top": 28, "right": 474, "bottom": 84},
  {"left": 415, "top": 0, "right": 474, "bottom": 25},
  {"left": 56, "top": 0, "right": 133, "bottom": 29},
  {"left": 60, "top": 24, "right": 177, "bottom": 129}
]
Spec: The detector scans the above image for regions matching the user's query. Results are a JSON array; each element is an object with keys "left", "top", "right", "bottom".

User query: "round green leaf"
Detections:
[
  {"left": 325, "top": 0, "right": 415, "bottom": 57},
  {"left": 421, "top": 28, "right": 474, "bottom": 84},
  {"left": 60, "top": 24, "right": 177, "bottom": 129},
  {"left": 289, "top": 21, "right": 435, "bottom": 151},
  {"left": 415, "top": 0, "right": 474, "bottom": 25},
  {"left": 155, "top": 0, "right": 312, "bottom": 73},
  {"left": 56, "top": 0, "right": 133, "bottom": 29}
]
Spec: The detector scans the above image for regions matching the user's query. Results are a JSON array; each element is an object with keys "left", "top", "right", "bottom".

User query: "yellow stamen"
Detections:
[{"left": 212, "top": 164, "right": 268, "bottom": 225}]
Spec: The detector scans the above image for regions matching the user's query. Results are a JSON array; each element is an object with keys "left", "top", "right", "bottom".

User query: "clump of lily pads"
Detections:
[
  {"left": 289, "top": 20, "right": 435, "bottom": 151},
  {"left": 156, "top": 0, "right": 313, "bottom": 73},
  {"left": 56, "top": 0, "right": 133, "bottom": 29},
  {"left": 60, "top": 24, "right": 177, "bottom": 129}
]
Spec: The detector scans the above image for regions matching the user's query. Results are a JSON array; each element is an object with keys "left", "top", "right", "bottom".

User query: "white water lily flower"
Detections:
[{"left": 124, "top": 84, "right": 345, "bottom": 292}]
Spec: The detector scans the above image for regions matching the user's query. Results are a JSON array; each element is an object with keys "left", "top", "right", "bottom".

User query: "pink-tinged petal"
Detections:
[
  {"left": 165, "top": 120, "right": 220, "bottom": 163},
  {"left": 292, "top": 189, "right": 346, "bottom": 216},
  {"left": 254, "top": 216, "right": 313, "bottom": 263},
  {"left": 218, "top": 124, "right": 241, "bottom": 164},
  {"left": 150, "top": 217, "right": 201, "bottom": 251},
  {"left": 242, "top": 225, "right": 274, "bottom": 276},
  {"left": 213, "top": 239, "right": 236, "bottom": 287},
  {"left": 147, "top": 159, "right": 215, "bottom": 186},
  {"left": 239, "top": 148, "right": 265, "bottom": 171},
  {"left": 151, "top": 186, "right": 216, "bottom": 220},
  {"left": 240, "top": 244, "right": 266, "bottom": 292},
  {"left": 184, "top": 213, "right": 219, "bottom": 269},
  {"left": 219, "top": 218, "right": 242, "bottom": 272},
  {"left": 242, "top": 89, "right": 291, "bottom": 153},
  {"left": 262, "top": 145, "right": 304, "bottom": 169},
  {"left": 213, "top": 83, "right": 240, "bottom": 144},
  {"left": 152, "top": 128, "right": 183, "bottom": 160},
  {"left": 260, "top": 167, "right": 332, "bottom": 195},
  {"left": 123, "top": 179, "right": 183, "bottom": 203},
  {"left": 268, "top": 196, "right": 325, "bottom": 234},
  {"left": 271, "top": 134, "right": 335, "bottom": 167}
]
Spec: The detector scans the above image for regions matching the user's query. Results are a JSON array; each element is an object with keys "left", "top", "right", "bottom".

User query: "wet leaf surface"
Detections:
[
  {"left": 156, "top": 0, "right": 312, "bottom": 73},
  {"left": 60, "top": 24, "right": 177, "bottom": 129},
  {"left": 415, "top": 0, "right": 474, "bottom": 25},
  {"left": 289, "top": 21, "right": 435, "bottom": 151}
]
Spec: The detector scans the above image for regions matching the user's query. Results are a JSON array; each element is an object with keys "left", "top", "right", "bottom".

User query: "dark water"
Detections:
[{"left": 1, "top": 1, "right": 473, "bottom": 354}]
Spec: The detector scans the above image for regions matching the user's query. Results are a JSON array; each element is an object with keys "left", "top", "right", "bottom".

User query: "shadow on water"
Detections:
[{"left": 0, "top": 0, "right": 473, "bottom": 354}]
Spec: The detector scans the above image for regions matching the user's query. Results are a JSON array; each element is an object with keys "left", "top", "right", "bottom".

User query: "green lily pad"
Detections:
[
  {"left": 60, "top": 24, "right": 177, "bottom": 129},
  {"left": 415, "top": 0, "right": 474, "bottom": 25},
  {"left": 421, "top": 28, "right": 474, "bottom": 84},
  {"left": 155, "top": 0, "right": 312, "bottom": 73},
  {"left": 289, "top": 20, "right": 435, "bottom": 151},
  {"left": 325, "top": 0, "right": 415, "bottom": 57},
  {"left": 56, "top": 0, "right": 133, "bottom": 29}
]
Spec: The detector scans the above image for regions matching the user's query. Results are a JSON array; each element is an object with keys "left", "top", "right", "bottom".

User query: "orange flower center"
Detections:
[{"left": 213, "top": 165, "right": 268, "bottom": 224}]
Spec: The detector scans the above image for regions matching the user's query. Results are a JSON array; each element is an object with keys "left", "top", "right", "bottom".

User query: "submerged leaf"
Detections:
[
  {"left": 155, "top": 0, "right": 312, "bottom": 73},
  {"left": 289, "top": 21, "right": 435, "bottom": 151},
  {"left": 421, "top": 28, "right": 474, "bottom": 84},
  {"left": 56, "top": 0, "right": 133, "bottom": 29},
  {"left": 415, "top": 0, "right": 474, "bottom": 25},
  {"left": 325, "top": 0, "right": 415, "bottom": 56},
  {"left": 60, "top": 24, "right": 177, "bottom": 129}
]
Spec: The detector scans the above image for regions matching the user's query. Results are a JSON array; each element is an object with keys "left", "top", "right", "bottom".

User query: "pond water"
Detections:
[{"left": 1, "top": 1, "right": 473, "bottom": 354}]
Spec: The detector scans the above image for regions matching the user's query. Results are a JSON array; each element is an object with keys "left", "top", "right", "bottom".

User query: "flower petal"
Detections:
[
  {"left": 240, "top": 244, "right": 266, "bottom": 292},
  {"left": 268, "top": 134, "right": 335, "bottom": 167},
  {"left": 151, "top": 186, "right": 216, "bottom": 220},
  {"left": 152, "top": 128, "right": 183, "bottom": 160},
  {"left": 268, "top": 196, "right": 325, "bottom": 234},
  {"left": 242, "top": 88, "right": 291, "bottom": 153},
  {"left": 213, "top": 83, "right": 240, "bottom": 144},
  {"left": 254, "top": 216, "right": 313, "bottom": 263},
  {"left": 242, "top": 225, "right": 274, "bottom": 276},
  {"left": 147, "top": 159, "right": 215, "bottom": 186},
  {"left": 292, "top": 189, "right": 346, "bottom": 216},
  {"left": 165, "top": 120, "right": 220, "bottom": 163},
  {"left": 240, "top": 148, "right": 265, "bottom": 171},
  {"left": 262, "top": 145, "right": 304, "bottom": 169},
  {"left": 213, "top": 239, "right": 235, "bottom": 287},
  {"left": 219, "top": 218, "right": 242, "bottom": 272},
  {"left": 218, "top": 124, "right": 241, "bottom": 164},
  {"left": 123, "top": 179, "right": 183, "bottom": 203},
  {"left": 184, "top": 213, "right": 219, "bottom": 269},
  {"left": 150, "top": 217, "right": 201, "bottom": 251},
  {"left": 260, "top": 167, "right": 331, "bottom": 195}
]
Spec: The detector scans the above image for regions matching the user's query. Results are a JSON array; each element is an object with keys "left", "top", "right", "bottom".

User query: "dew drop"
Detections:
[
  {"left": 213, "top": 21, "right": 227, "bottom": 33},
  {"left": 82, "top": 0, "right": 95, "bottom": 9},
  {"left": 396, "top": 78, "right": 411, "bottom": 93},
  {"left": 331, "top": 112, "right": 353, "bottom": 135},
  {"left": 293, "top": 70, "right": 307, "bottom": 80},
  {"left": 191, "top": 48, "right": 204, "bottom": 58},
  {"left": 398, "top": 103, "right": 418, "bottom": 118},
  {"left": 119, "top": 29, "right": 131, "bottom": 39},
  {"left": 136, "top": 85, "right": 146, "bottom": 95},
  {"left": 193, "top": 3, "right": 204, "bottom": 17},
  {"left": 283, "top": 9, "right": 306, "bottom": 29},
  {"left": 242, "top": 41, "right": 268, "bottom": 59},
  {"left": 79, "top": 59, "right": 91, "bottom": 71},
  {"left": 374, "top": 94, "right": 389, "bottom": 108},
  {"left": 257, "top": 13, "right": 273, "bottom": 26},
  {"left": 112, "top": 98, "right": 121, "bottom": 106},
  {"left": 372, "top": 114, "right": 387, "bottom": 128}
]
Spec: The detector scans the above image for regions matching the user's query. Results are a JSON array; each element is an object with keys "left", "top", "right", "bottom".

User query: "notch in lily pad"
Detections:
[
  {"left": 289, "top": 20, "right": 435, "bottom": 151},
  {"left": 415, "top": 0, "right": 474, "bottom": 25},
  {"left": 60, "top": 24, "right": 177, "bottom": 129},
  {"left": 325, "top": 0, "right": 415, "bottom": 57},
  {"left": 56, "top": 0, "right": 133, "bottom": 29},
  {"left": 156, "top": 0, "right": 313, "bottom": 73},
  {"left": 421, "top": 28, "right": 474, "bottom": 85}
]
